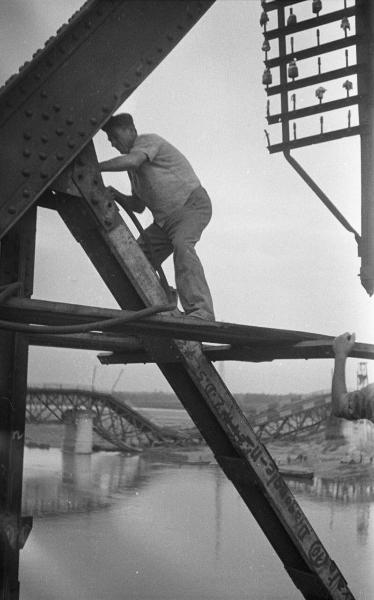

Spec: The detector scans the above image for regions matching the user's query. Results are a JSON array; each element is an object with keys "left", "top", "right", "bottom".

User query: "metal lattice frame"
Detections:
[
  {"left": 26, "top": 387, "right": 187, "bottom": 451},
  {"left": 254, "top": 394, "right": 331, "bottom": 441}
]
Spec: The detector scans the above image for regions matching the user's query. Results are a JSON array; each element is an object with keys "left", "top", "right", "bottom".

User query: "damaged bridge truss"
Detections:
[{"left": 1, "top": 2, "right": 374, "bottom": 600}]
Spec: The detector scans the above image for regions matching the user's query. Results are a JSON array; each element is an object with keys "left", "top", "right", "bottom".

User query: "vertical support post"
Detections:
[
  {"left": 0, "top": 207, "right": 36, "bottom": 599},
  {"left": 357, "top": 0, "right": 374, "bottom": 295},
  {"left": 278, "top": 5, "right": 290, "bottom": 146}
]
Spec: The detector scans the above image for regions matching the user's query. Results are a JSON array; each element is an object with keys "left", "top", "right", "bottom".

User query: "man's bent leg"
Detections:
[
  {"left": 163, "top": 187, "right": 215, "bottom": 320},
  {"left": 137, "top": 222, "right": 173, "bottom": 268}
]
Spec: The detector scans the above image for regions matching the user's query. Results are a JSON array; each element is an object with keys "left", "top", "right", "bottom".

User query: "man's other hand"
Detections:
[{"left": 333, "top": 332, "right": 356, "bottom": 359}]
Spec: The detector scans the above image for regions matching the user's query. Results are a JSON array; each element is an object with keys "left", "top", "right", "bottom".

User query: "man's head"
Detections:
[{"left": 102, "top": 113, "right": 137, "bottom": 153}]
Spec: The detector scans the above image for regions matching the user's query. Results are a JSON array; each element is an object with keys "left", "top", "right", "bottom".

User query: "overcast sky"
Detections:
[{"left": 1, "top": 0, "right": 373, "bottom": 394}]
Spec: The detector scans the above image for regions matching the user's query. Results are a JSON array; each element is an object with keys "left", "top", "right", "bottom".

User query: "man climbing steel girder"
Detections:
[{"left": 99, "top": 113, "right": 215, "bottom": 322}]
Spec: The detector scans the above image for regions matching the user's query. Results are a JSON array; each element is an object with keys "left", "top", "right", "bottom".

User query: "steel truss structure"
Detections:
[
  {"left": 253, "top": 394, "right": 331, "bottom": 441},
  {"left": 1, "top": 2, "right": 374, "bottom": 599},
  {"left": 26, "top": 386, "right": 191, "bottom": 451}
]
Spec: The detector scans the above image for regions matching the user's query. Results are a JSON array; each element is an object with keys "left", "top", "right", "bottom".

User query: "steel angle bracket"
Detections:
[{"left": 52, "top": 142, "right": 121, "bottom": 232}]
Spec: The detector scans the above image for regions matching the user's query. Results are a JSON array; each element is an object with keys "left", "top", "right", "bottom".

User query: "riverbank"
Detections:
[{"left": 25, "top": 423, "right": 374, "bottom": 479}]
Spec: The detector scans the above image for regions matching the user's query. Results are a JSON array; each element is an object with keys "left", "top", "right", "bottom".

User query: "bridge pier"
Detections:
[{"left": 62, "top": 409, "right": 93, "bottom": 455}]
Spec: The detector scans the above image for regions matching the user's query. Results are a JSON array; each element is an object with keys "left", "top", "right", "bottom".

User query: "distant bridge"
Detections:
[
  {"left": 26, "top": 387, "right": 194, "bottom": 452},
  {"left": 252, "top": 393, "right": 332, "bottom": 441},
  {"left": 26, "top": 387, "right": 333, "bottom": 450}
]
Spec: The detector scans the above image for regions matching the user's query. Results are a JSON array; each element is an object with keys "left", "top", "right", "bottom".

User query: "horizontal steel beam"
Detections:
[
  {"left": 266, "top": 65, "right": 364, "bottom": 97},
  {"left": 268, "top": 124, "right": 361, "bottom": 152},
  {"left": 267, "top": 95, "right": 361, "bottom": 124},
  {"left": 0, "top": 296, "right": 331, "bottom": 345},
  {"left": 99, "top": 339, "right": 374, "bottom": 364},
  {"left": 3, "top": 299, "right": 374, "bottom": 363},
  {"left": 30, "top": 332, "right": 143, "bottom": 352},
  {"left": 265, "top": 35, "right": 359, "bottom": 68},
  {"left": 265, "top": 6, "right": 356, "bottom": 40}
]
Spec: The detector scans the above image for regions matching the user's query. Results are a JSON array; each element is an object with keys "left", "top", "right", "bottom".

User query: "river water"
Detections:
[{"left": 20, "top": 414, "right": 374, "bottom": 600}]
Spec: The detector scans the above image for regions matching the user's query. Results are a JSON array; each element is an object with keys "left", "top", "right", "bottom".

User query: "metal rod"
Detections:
[{"left": 283, "top": 151, "right": 361, "bottom": 243}]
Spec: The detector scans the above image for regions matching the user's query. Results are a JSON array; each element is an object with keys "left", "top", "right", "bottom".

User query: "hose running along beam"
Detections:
[{"left": 0, "top": 303, "right": 175, "bottom": 334}]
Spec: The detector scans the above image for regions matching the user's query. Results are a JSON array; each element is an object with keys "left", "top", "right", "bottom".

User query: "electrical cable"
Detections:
[{"left": 0, "top": 303, "right": 175, "bottom": 334}]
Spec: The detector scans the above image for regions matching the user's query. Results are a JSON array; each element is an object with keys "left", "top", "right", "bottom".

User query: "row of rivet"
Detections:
[
  {"left": 2, "top": 1, "right": 118, "bottom": 221},
  {"left": 0, "top": 0, "right": 112, "bottom": 121},
  {"left": 4, "top": 0, "right": 207, "bottom": 219},
  {"left": 1, "top": 0, "right": 193, "bottom": 119}
]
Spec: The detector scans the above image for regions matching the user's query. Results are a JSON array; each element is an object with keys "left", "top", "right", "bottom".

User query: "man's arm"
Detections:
[
  {"left": 99, "top": 151, "right": 147, "bottom": 172},
  {"left": 332, "top": 332, "right": 355, "bottom": 416},
  {"left": 107, "top": 186, "right": 145, "bottom": 213}
]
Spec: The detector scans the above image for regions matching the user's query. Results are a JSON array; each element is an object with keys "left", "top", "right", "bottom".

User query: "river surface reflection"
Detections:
[{"left": 20, "top": 443, "right": 374, "bottom": 600}]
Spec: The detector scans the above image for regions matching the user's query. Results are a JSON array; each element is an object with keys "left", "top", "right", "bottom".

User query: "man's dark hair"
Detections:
[{"left": 102, "top": 113, "right": 135, "bottom": 133}]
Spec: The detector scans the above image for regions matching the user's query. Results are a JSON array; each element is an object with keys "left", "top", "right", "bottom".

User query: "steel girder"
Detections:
[
  {"left": 0, "top": 210, "right": 36, "bottom": 598},
  {"left": 0, "top": 0, "right": 214, "bottom": 240}
]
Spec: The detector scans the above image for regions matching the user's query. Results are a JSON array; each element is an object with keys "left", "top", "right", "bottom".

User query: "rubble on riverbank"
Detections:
[{"left": 25, "top": 423, "right": 374, "bottom": 479}]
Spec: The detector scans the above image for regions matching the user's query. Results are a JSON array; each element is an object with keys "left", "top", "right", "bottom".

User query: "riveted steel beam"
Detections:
[
  {"left": 0, "top": 209, "right": 35, "bottom": 599},
  {"left": 0, "top": 0, "right": 215, "bottom": 240}
]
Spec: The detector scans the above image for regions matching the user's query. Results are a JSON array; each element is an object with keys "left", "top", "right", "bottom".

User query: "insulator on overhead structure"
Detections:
[
  {"left": 288, "top": 60, "right": 299, "bottom": 80},
  {"left": 312, "top": 0, "right": 322, "bottom": 16},
  {"left": 315, "top": 86, "right": 326, "bottom": 103},
  {"left": 342, "top": 80, "right": 353, "bottom": 97},
  {"left": 287, "top": 8, "right": 297, "bottom": 26},
  {"left": 262, "top": 67, "right": 272, "bottom": 86},
  {"left": 340, "top": 16, "right": 350, "bottom": 36},
  {"left": 262, "top": 39, "right": 270, "bottom": 52},
  {"left": 260, "top": 10, "right": 269, "bottom": 27}
]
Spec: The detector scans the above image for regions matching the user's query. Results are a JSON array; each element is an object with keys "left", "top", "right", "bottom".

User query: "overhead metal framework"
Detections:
[
  {"left": 261, "top": 0, "right": 374, "bottom": 296},
  {"left": 0, "top": 1, "right": 373, "bottom": 599}
]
